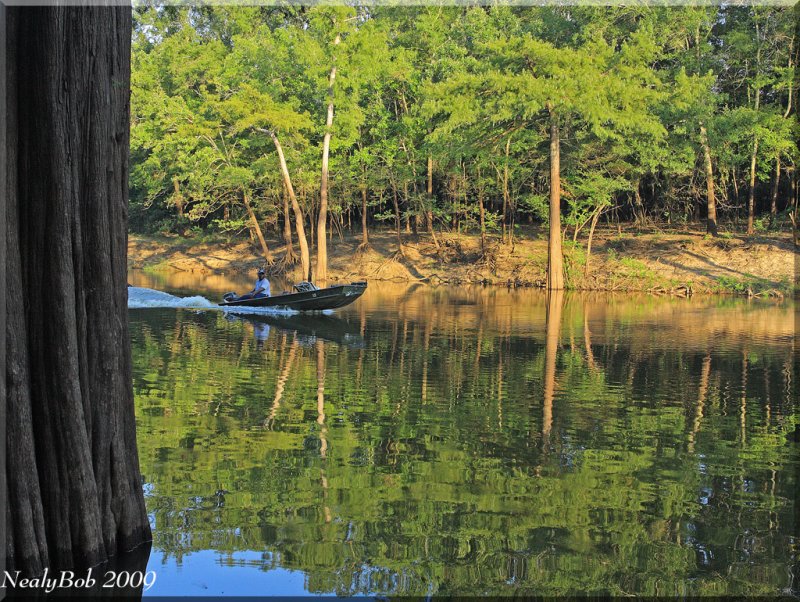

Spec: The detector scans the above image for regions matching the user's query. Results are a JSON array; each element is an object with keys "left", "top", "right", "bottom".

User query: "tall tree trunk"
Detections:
[
  {"left": 477, "top": 165, "right": 486, "bottom": 253},
  {"left": 317, "top": 34, "right": 340, "bottom": 286},
  {"left": 5, "top": 6, "right": 151, "bottom": 577},
  {"left": 546, "top": 108, "right": 565, "bottom": 290},
  {"left": 584, "top": 205, "right": 604, "bottom": 278},
  {"left": 172, "top": 177, "right": 184, "bottom": 218},
  {"left": 243, "top": 192, "right": 272, "bottom": 265},
  {"left": 282, "top": 184, "right": 297, "bottom": 263},
  {"left": 391, "top": 182, "right": 403, "bottom": 254},
  {"left": 747, "top": 30, "right": 762, "bottom": 236},
  {"left": 747, "top": 136, "right": 759, "bottom": 235},
  {"left": 700, "top": 124, "right": 718, "bottom": 236},
  {"left": 502, "top": 136, "right": 511, "bottom": 245},
  {"left": 770, "top": 156, "right": 780, "bottom": 217},
  {"left": 264, "top": 129, "right": 310, "bottom": 281},
  {"left": 360, "top": 185, "right": 369, "bottom": 248},
  {"left": 426, "top": 155, "right": 439, "bottom": 249}
]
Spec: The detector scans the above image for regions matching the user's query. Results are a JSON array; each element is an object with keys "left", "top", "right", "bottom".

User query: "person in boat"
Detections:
[{"left": 235, "top": 268, "right": 271, "bottom": 301}]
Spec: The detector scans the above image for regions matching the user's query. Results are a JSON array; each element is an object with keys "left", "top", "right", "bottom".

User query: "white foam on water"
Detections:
[
  {"left": 128, "top": 286, "right": 302, "bottom": 316},
  {"left": 222, "top": 305, "right": 299, "bottom": 316},
  {"left": 128, "top": 286, "right": 217, "bottom": 309}
]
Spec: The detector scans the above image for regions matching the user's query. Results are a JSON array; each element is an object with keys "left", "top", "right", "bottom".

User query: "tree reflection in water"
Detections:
[{"left": 130, "top": 283, "right": 797, "bottom": 596}]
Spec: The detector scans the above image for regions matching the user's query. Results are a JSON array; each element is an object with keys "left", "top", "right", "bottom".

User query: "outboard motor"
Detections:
[
  {"left": 222, "top": 292, "right": 238, "bottom": 303},
  {"left": 293, "top": 281, "right": 319, "bottom": 293}
]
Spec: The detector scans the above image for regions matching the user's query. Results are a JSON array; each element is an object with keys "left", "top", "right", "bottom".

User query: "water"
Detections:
[{"left": 128, "top": 271, "right": 798, "bottom": 597}]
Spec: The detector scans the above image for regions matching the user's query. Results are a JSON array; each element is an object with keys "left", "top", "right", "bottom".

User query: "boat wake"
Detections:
[
  {"left": 127, "top": 286, "right": 300, "bottom": 315},
  {"left": 128, "top": 286, "right": 217, "bottom": 309}
]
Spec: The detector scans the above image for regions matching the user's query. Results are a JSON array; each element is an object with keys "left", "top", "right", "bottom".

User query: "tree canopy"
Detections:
[{"left": 130, "top": 6, "right": 798, "bottom": 264}]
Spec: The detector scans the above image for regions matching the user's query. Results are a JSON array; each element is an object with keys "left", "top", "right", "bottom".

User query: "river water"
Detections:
[{"left": 127, "top": 270, "right": 798, "bottom": 596}]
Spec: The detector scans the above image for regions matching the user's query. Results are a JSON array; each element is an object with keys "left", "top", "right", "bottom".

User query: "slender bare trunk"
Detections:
[
  {"left": 243, "top": 192, "right": 272, "bottom": 264},
  {"left": 700, "top": 124, "right": 718, "bottom": 236},
  {"left": 584, "top": 206, "right": 604, "bottom": 278},
  {"left": 360, "top": 185, "right": 369, "bottom": 247},
  {"left": 426, "top": 155, "right": 439, "bottom": 249},
  {"left": 503, "top": 136, "right": 510, "bottom": 245},
  {"left": 391, "top": 182, "right": 403, "bottom": 253},
  {"left": 477, "top": 165, "right": 486, "bottom": 253},
  {"left": 547, "top": 108, "right": 565, "bottom": 290},
  {"left": 771, "top": 156, "right": 780, "bottom": 216},
  {"left": 173, "top": 176, "right": 184, "bottom": 217},
  {"left": 265, "top": 129, "right": 310, "bottom": 281},
  {"left": 282, "top": 184, "right": 297, "bottom": 262},
  {"left": 317, "top": 34, "right": 340, "bottom": 285},
  {"left": 747, "top": 136, "right": 759, "bottom": 235}
]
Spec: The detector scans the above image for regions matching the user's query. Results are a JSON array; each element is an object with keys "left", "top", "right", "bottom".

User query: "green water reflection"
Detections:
[{"left": 130, "top": 280, "right": 798, "bottom": 596}]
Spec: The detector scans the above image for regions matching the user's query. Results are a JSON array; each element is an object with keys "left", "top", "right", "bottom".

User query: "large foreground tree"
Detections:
[{"left": 4, "top": 6, "right": 151, "bottom": 576}]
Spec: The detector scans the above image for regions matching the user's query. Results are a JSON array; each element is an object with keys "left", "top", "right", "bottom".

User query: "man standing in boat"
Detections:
[{"left": 237, "top": 268, "right": 271, "bottom": 301}]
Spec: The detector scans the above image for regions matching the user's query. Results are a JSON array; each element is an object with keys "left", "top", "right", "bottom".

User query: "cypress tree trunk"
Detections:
[
  {"left": 265, "top": 129, "right": 310, "bottom": 281},
  {"left": 282, "top": 184, "right": 297, "bottom": 263},
  {"left": 546, "top": 108, "right": 565, "bottom": 290},
  {"left": 317, "top": 34, "right": 340, "bottom": 287},
  {"left": 243, "top": 192, "right": 272, "bottom": 265},
  {"left": 5, "top": 6, "right": 151, "bottom": 576},
  {"left": 700, "top": 124, "right": 718, "bottom": 236},
  {"left": 360, "top": 185, "right": 369, "bottom": 248}
]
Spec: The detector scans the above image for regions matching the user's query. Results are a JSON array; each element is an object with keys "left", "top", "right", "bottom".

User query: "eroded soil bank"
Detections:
[{"left": 129, "top": 227, "right": 796, "bottom": 296}]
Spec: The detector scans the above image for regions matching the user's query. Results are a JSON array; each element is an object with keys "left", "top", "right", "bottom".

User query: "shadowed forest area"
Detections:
[{"left": 129, "top": 5, "right": 798, "bottom": 289}]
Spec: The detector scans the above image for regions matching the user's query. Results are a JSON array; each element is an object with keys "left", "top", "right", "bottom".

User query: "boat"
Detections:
[{"left": 219, "top": 281, "right": 367, "bottom": 311}]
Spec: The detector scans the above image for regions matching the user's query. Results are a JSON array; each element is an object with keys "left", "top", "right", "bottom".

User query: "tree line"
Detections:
[{"left": 130, "top": 5, "right": 798, "bottom": 288}]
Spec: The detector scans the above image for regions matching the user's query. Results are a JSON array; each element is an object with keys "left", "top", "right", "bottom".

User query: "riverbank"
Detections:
[{"left": 128, "top": 227, "right": 796, "bottom": 296}]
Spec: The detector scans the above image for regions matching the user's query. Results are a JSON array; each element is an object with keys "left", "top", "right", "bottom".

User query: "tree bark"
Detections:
[
  {"left": 700, "top": 124, "right": 718, "bottom": 236},
  {"left": 282, "top": 183, "right": 297, "bottom": 263},
  {"left": 547, "top": 108, "right": 565, "bottom": 290},
  {"left": 391, "top": 182, "right": 403, "bottom": 254},
  {"left": 477, "top": 165, "right": 486, "bottom": 253},
  {"left": 770, "top": 156, "right": 780, "bottom": 217},
  {"left": 502, "top": 136, "right": 511, "bottom": 245},
  {"left": 5, "top": 6, "right": 151, "bottom": 576},
  {"left": 584, "top": 205, "right": 604, "bottom": 278},
  {"left": 426, "top": 155, "right": 439, "bottom": 249},
  {"left": 316, "top": 34, "right": 340, "bottom": 286},
  {"left": 243, "top": 192, "right": 272, "bottom": 265},
  {"left": 747, "top": 136, "right": 759, "bottom": 235},
  {"left": 747, "top": 30, "right": 762, "bottom": 236},
  {"left": 360, "top": 185, "right": 369, "bottom": 248},
  {"left": 266, "top": 130, "right": 310, "bottom": 281}
]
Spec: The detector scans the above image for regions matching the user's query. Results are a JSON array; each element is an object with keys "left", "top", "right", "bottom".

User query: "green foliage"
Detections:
[{"left": 130, "top": 6, "right": 798, "bottom": 243}]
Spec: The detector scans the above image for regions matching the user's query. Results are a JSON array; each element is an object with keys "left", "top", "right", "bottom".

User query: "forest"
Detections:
[{"left": 130, "top": 5, "right": 798, "bottom": 286}]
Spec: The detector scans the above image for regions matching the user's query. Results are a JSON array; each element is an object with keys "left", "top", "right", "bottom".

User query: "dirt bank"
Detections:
[{"left": 128, "top": 227, "right": 796, "bottom": 296}]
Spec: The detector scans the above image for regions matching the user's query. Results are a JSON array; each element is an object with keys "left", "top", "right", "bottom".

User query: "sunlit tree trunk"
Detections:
[
  {"left": 265, "top": 129, "right": 310, "bottom": 281},
  {"left": 360, "top": 185, "right": 369, "bottom": 248},
  {"left": 546, "top": 108, "right": 565, "bottom": 290},
  {"left": 5, "top": 5, "right": 150, "bottom": 576},
  {"left": 477, "top": 165, "right": 486, "bottom": 253},
  {"left": 426, "top": 155, "right": 440, "bottom": 249},
  {"left": 243, "top": 192, "right": 272, "bottom": 265},
  {"left": 747, "top": 29, "right": 762, "bottom": 236},
  {"left": 770, "top": 156, "right": 780, "bottom": 217},
  {"left": 317, "top": 34, "right": 340, "bottom": 286},
  {"left": 282, "top": 184, "right": 297, "bottom": 264},
  {"left": 700, "top": 124, "right": 718, "bottom": 236},
  {"left": 502, "top": 137, "right": 511, "bottom": 245}
]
